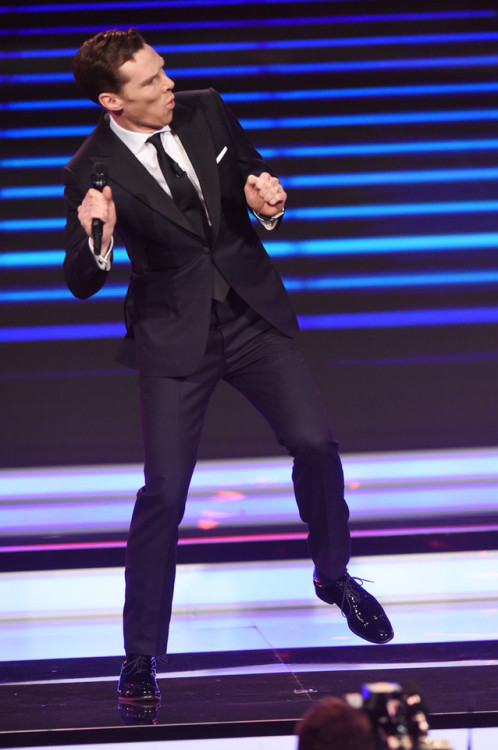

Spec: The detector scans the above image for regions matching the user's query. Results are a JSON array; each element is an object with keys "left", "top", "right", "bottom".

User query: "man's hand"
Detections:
[
  {"left": 77, "top": 185, "right": 116, "bottom": 254},
  {"left": 244, "top": 171, "right": 287, "bottom": 217}
]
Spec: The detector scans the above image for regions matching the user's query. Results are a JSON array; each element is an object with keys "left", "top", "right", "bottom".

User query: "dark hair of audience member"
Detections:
[{"left": 297, "top": 696, "right": 378, "bottom": 750}]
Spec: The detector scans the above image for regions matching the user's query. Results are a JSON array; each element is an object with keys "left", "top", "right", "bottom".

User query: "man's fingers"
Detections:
[
  {"left": 245, "top": 172, "right": 286, "bottom": 216},
  {"left": 90, "top": 187, "right": 114, "bottom": 217},
  {"left": 258, "top": 179, "right": 286, "bottom": 205},
  {"left": 78, "top": 187, "right": 116, "bottom": 236},
  {"left": 247, "top": 173, "right": 284, "bottom": 198},
  {"left": 102, "top": 185, "right": 113, "bottom": 202}
]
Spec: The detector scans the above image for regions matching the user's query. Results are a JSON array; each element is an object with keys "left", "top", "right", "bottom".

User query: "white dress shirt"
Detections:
[{"left": 109, "top": 117, "right": 209, "bottom": 214}]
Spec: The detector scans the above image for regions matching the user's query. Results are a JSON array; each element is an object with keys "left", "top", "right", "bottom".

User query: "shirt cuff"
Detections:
[
  {"left": 253, "top": 208, "right": 285, "bottom": 230},
  {"left": 89, "top": 237, "right": 113, "bottom": 271}
]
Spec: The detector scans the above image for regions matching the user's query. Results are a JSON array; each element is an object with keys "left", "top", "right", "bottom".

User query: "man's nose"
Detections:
[{"left": 163, "top": 74, "right": 174, "bottom": 90}]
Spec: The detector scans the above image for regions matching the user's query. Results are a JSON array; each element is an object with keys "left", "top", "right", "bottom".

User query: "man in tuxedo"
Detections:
[{"left": 63, "top": 28, "right": 393, "bottom": 703}]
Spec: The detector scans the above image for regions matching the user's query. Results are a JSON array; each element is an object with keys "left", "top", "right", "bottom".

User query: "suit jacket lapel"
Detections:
[{"left": 90, "top": 116, "right": 203, "bottom": 237}]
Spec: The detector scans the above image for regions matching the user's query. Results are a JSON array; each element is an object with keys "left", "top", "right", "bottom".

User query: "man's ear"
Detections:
[{"left": 98, "top": 92, "right": 123, "bottom": 112}]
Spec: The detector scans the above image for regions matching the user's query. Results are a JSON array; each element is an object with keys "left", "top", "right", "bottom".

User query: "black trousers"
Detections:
[{"left": 123, "top": 293, "right": 351, "bottom": 656}]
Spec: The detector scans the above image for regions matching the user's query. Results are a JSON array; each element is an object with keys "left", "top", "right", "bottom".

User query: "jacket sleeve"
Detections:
[{"left": 62, "top": 164, "right": 112, "bottom": 300}]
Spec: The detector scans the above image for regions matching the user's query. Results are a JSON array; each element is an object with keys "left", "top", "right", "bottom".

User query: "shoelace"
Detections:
[
  {"left": 338, "top": 576, "right": 373, "bottom": 617},
  {"left": 126, "top": 655, "right": 154, "bottom": 674}
]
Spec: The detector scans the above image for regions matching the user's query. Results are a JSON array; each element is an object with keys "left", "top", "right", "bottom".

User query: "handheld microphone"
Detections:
[{"left": 90, "top": 162, "right": 108, "bottom": 256}]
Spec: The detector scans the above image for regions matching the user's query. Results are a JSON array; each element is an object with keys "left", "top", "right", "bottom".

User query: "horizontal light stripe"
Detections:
[
  {"left": 0, "top": 0, "right": 362, "bottom": 12},
  {"left": 1, "top": 449, "right": 497, "bottom": 496},
  {"left": 0, "top": 156, "right": 70, "bottom": 168},
  {"left": 261, "top": 139, "right": 498, "bottom": 157},
  {"left": 0, "top": 286, "right": 126, "bottom": 303},
  {"left": 5, "top": 82, "right": 498, "bottom": 113},
  {"left": 5, "top": 109, "right": 498, "bottom": 139},
  {"left": 225, "top": 82, "right": 498, "bottom": 102},
  {"left": 6, "top": 198, "right": 495, "bottom": 236},
  {"left": 244, "top": 110, "right": 498, "bottom": 129},
  {"left": 0, "top": 249, "right": 71, "bottom": 266},
  {"left": 284, "top": 167, "right": 498, "bottom": 187},
  {"left": 1, "top": 73, "right": 75, "bottom": 85},
  {"left": 4, "top": 270, "right": 498, "bottom": 304},
  {"left": 109, "top": 30, "right": 498, "bottom": 50},
  {"left": 4, "top": 139, "right": 498, "bottom": 169},
  {"left": 0, "top": 219, "right": 65, "bottom": 232},
  {"left": 1, "top": 11, "right": 492, "bottom": 37},
  {"left": 4, "top": 166, "right": 498, "bottom": 201},
  {"left": 283, "top": 270, "right": 498, "bottom": 291},
  {"left": 0, "top": 323, "right": 125, "bottom": 343},
  {"left": 1, "top": 125, "right": 92, "bottom": 139},
  {"left": 4, "top": 31, "right": 498, "bottom": 59},
  {"left": 2, "top": 56, "right": 496, "bottom": 85},
  {"left": 1, "top": 186, "right": 62, "bottom": 199},
  {"left": 265, "top": 233, "right": 498, "bottom": 256},
  {"left": 3, "top": 233, "right": 498, "bottom": 266},
  {"left": 0, "top": 98, "right": 96, "bottom": 111},
  {"left": 3, "top": 308, "right": 498, "bottom": 342},
  {"left": 1, "top": 199, "right": 497, "bottom": 238},
  {"left": 286, "top": 201, "right": 498, "bottom": 219},
  {"left": 299, "top": 307, "right": 498, "bottom": 330}
]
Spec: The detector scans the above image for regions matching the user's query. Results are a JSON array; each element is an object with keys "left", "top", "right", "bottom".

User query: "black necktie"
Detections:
[
  {"left": 147, "top": 132, "right": 211, "bottom": 244},
  {"left": 147, "top": 131, "right": 229, "bottom": 302}
]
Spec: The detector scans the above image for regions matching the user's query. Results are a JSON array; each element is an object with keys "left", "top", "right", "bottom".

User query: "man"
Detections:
[{"left": 63, "top": 29, "right": 394, "bottom": 703}]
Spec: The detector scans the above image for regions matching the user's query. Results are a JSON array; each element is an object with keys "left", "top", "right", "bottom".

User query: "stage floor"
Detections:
[{"left": 1, "top": 449, "right": 497, "bottom": 748}]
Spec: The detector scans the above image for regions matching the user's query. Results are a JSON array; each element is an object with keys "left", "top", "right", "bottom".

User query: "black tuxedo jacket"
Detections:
[{"left": 63, "top": 88, "right": 299, "bottom": 376}]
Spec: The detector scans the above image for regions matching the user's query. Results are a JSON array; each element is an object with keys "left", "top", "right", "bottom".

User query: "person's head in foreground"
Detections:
[{"left": 297, "top": 696, "right": 378, "bottom": 750}]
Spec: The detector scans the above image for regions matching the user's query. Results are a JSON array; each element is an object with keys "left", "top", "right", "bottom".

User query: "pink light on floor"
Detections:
[
  {"left": 214, "top": 491, "right": 246, "bottom": 501},
  {"left": 198, "top": 519, "right": 219, "bottom": 530}
]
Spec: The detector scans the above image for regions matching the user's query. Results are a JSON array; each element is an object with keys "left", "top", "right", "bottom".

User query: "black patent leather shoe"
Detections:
[
  {"left": 314, "top": 569, "right": 394, "bottom": 644},
  {"left": 117, "top": 654, "right": 161, "bottom": 702}
]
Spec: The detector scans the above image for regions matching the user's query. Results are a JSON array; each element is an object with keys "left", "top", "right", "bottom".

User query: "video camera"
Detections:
[{"left": 345, "top": 681, "right": 453, "bottom": 749}]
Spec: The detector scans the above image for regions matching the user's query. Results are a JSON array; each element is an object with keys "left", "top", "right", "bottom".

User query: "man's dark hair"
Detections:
[
  {"left": 73, "top": 28, "right": 146, "bottom": 104},
  {"left": 297, "top": 697, "right": 378, "bottom": 750}
]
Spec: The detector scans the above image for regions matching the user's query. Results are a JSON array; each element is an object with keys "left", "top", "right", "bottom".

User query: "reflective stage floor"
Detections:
[{"left": 1, "top": 448, "right": 497, "bottom": 748}]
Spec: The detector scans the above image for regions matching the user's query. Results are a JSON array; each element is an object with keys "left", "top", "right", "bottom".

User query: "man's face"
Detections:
[{"left": 104, "top": 44, "right": 175, "bottom": 132}]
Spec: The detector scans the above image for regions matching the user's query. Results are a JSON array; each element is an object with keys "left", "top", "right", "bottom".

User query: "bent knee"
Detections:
[{"left": 290, "top": 433, "right": 339, "bottom": 459}]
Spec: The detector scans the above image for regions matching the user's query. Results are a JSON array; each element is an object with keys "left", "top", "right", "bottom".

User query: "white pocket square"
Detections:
[{"left": 216, "top": 146, "right": 228, "bottom": 163}]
